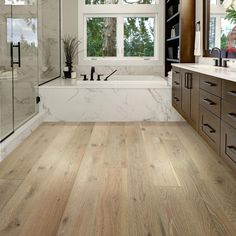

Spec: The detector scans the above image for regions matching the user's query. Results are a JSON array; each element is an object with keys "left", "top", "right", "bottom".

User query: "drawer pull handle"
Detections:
[
  {"left": 174, "top": 81, "right": 180, "bottom": 85},
  {"left": 227, "top": 113, "right": 236, "bottom": 121},
  {"left": 203, "top": 98, "right": 215, "bottom": 106},
  {"left": 204, "top": 81, "right": 216, "bottom": 87},
  {"left": 227, "top": 91, "right": 236, "bottom": 97},
  {"left": 174, "top": 96, "right": 179, "bottom": 102},
  {"left": 203, "top": 124, "right": 216, "bottom": 133},
  {"left": 227, "top": 146, "right": 236, "bottom": 156},
  {"left": 174, "top": 71, "right": 180, "bottom": 74}
]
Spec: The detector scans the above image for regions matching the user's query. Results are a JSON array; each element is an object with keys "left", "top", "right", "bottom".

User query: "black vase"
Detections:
[{"left": 64, "top": 61, "right": 73, "bottom": 79}]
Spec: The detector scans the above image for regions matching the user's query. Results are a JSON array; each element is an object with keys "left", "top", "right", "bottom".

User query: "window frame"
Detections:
[
  {"left": 84, "top": 14, "right": 158, "bottom": 59},
  {"left": 78, "top": 0, "right": 163, "bottom": 66}
]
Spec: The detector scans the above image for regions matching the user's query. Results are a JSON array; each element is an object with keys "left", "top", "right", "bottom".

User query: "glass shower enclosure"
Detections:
[{"left": 0, "top": 0, "right": 39, "bottom": 142}]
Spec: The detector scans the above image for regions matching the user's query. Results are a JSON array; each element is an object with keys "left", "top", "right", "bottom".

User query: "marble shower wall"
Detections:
[{"left": 38, "top": 0, "right": 61, "bottom": 84}]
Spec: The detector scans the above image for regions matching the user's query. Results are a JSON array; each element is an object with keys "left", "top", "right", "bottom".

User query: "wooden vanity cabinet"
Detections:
[
  {"left": 172, "top": 67, "right": 199, "bottom": 131},
  {"left": 221, "top": 80, "right": 236, "bottom": 170},
  {"left": 172, "top": 66, "right": 236, "bottom": 171}
]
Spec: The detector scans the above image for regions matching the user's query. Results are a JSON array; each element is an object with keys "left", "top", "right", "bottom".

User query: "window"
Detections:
[
  {"left": 79, "top": 0, "right": 162, "bottom": 64},
  {"left": 124, "top": 17, "right": 154, "bottom": 57},
  {"left": 87, "top": 17, "right": 117, "bottom": 57}
]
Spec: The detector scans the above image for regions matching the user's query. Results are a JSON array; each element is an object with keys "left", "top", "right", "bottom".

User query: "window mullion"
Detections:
[{"left": 117, "top": 16, "right": 123, "bottom": 59}]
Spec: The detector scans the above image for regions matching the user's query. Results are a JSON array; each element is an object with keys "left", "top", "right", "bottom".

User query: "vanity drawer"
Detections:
[
  {"left": 200, "top": 89, "right": 221, "bottom": 117},
  {"left": 222, "top": 80, "right": 236, "bottom": 104},
  {"left": 199, "top": 106, "right": 221, "bottom": 154},
  {"left": 221, "top": 121, "right": 236, "bottom": 170},
  {"left": 200, "top": 74, "right": 222, "bottom": 97},
  {"left": 172, "top": 86, "right": 181, "bottom": 110},
  {"left": 222, "top": 100, "right": 236, "bottom": 129}
]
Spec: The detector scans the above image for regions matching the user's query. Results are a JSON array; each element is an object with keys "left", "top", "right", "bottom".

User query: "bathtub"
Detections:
[
  {"left": 42, "top": 75, "right": 170, "bottom": 89},
  {"left": 39, "top": 76, "right": 182, "bottom": 122}
]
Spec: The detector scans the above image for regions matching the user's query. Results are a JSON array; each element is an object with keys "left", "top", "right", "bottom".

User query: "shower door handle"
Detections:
[{"left": 10, "top": 42, "right": 21, "bottom": 67}]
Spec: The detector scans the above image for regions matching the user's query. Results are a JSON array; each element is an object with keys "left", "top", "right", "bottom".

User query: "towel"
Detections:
[{"left": 194, "top": 31, "right": 201, "bottom": 57}]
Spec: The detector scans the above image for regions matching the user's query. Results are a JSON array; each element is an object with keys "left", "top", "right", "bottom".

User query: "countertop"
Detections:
[{"left": 172, "top": 63, "right": 236, "bottom": 83}]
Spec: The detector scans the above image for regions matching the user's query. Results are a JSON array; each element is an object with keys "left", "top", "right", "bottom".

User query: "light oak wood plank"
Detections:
[
  {"left": 56, "top": 124, "right": 110, "bottom": 236},
  {"left": 0, "top": 122, "right": 235, "bottom": 236},
  {"left": 0, "top": 124, "right": 83, "bottom": 236},
  {"left": 0, "top": 179, "right": 22, "bottom": 211},
  {"left": 0, "top": 124, "right": 60, "bottom": 180}
]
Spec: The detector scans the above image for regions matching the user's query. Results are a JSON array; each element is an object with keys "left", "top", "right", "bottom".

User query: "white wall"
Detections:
[{"left": 61, "top": 0, "right": 165, "bottom": 76}]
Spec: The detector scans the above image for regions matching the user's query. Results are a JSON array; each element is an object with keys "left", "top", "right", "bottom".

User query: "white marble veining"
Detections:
[
  {"left": 39, "top": 77, "right": 182, "bottom": 122},
  {"left": 172, "top": 63, "right": 236, "bottom": 83}
]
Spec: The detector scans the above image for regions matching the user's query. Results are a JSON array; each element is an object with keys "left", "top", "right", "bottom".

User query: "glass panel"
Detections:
[
  {"left": 85, "top": 0, "right": 118, "bottom": 4},
  {"left": 87, "top": 17, "right": 117, "bottom": 57},
  {"left": 0, "top": 1, "right": 14, "bottom": 140},
  {"left": 38, "top": 0, "right": 61, "bottom": 84},
  {"left": 12, "top": 2, "right": 38, "bottom": 129},
  {"left": 124, "top": 17, "right": 154, "bottom": 57}
]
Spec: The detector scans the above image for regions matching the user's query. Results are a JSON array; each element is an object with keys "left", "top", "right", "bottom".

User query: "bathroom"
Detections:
[{"left": 0, "top": 0, "right": 236, "bottom": 235}]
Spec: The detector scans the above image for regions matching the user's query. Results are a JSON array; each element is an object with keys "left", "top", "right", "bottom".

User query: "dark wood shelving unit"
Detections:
[
  {"left": 166, "top": 58, "right": 180, "bottom": 62},
  {"left": 166, "top": 12, "right": 179, "bottom": 23},
  {"left": 165, "top": 0, "right": 195, "bottom": 76},
  {"left": 166, "top": 35, "right": 180, "bottom": 42}
]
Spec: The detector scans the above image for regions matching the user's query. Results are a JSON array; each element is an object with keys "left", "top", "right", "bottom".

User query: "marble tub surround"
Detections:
[
  {"left": 172, "top": 63, "right": 236, "bottom": 83},
  {"left": 39, "top": 77, "right": 182, "bottom": 122}
]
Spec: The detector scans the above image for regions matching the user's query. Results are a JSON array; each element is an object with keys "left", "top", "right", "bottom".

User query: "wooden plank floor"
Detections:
[{"left": 0, "top": 122, "right": 236, "bottom": 236}]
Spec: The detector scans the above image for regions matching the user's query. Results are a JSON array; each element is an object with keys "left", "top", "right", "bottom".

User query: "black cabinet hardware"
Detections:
[
  {"left": 174, "top": 81, "right": 179, "bottom": 85},
  {"left": 203, "top": 124, "right": 216, "bottom": 133},
  {"left": 227, "top": 91, "right": 236, "bottom": 97},
  {"left": 204, "top": 81, "right": 216, "bottom": 87},
  {"left": 187, "top": 73, "right": 192, "bottom": 89},
  {"left": 203, "top": 98, "right": 215, "bottom": 105},
  {"left": 174, "top": 96, "right": 179, "bottom": 102},
  {"left": 227, "top": 113, "right": 236, "bottom": 121}
]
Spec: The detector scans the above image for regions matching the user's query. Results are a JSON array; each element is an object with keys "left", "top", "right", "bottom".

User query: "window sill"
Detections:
[{"left": 79, "top": 58, "right": 163, "bottom": 66}]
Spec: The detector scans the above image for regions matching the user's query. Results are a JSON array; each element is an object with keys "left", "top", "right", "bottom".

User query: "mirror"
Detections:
[{"left": 203, "top": 0, "right": 236, "bottom": 58}]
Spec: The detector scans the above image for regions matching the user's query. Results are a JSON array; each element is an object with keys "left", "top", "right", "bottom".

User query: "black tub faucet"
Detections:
[{"left": 91, "top": 66, "right": 95, "bottom": 81}]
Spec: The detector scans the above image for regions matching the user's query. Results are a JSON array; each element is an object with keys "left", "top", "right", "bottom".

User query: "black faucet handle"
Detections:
[
  {"left": 213, "top": 59, "right": 219, "bottom": 67},
  {"left": 80, "top": 74, "right": 88, "bottom": 81},
  {"left": 97, "top": 74, "right": 104, "bottom": 81},
  {"left": 223, "top": 59, "right": 230, "bottom": 68}
]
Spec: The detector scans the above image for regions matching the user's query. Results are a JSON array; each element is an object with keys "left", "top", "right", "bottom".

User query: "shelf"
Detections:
[
  {"left": 166, "top": 58, "right": 180, "bottom": 62},
  {"left": 166, "top": 36, "right": 180, "bottom": 42},
  {"left": 166, "top": 12, "right": 180, "bottom": 23}
]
